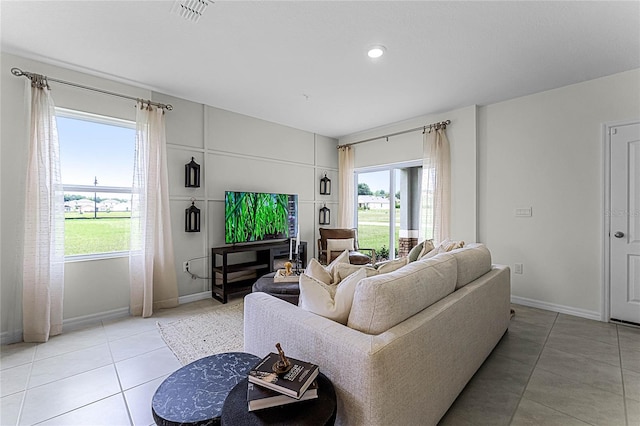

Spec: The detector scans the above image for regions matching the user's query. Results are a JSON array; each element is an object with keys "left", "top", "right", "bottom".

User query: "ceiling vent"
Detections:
[{"left": 171, "top": 0, "right": 212, "bottom": 23}]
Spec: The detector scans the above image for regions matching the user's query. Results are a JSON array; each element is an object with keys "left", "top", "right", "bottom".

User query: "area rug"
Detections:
[{"left": 157, "top": 302, "right": 244, "bottom": 365}]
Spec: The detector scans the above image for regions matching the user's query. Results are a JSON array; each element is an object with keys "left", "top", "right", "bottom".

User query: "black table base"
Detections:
[{"left": 221, "top": 372, "right": 336, "bottom": 425}]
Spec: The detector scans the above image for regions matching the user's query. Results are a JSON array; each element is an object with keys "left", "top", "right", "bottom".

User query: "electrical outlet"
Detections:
[
  {"left": 514, "top": 263, "right": 523, "bottom": 274},
  {"left": 182, "top": 261, "right": 190, "bottom": 273}
]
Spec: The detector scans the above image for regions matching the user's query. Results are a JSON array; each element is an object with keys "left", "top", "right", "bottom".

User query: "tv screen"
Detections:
[{"left": 225, "top": 191, "right": 298, "bottom": 244}]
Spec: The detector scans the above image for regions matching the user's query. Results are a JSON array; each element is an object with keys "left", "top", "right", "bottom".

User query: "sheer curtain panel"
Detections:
[
  {"left": 338, "top": 146, "right": 355, "bottom": 228},
  {"left": 129, "top": 102, "right": 179, "bottom": 317},
  {"left": 22, "top": 77, "right": 65, "bottom": 343},
  {"left": 419, "top": 127, "right": 451, "bottom": 244}
]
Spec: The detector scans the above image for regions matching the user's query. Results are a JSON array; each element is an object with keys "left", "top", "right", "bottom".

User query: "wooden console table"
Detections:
[{"left": 211, "top": 241, "right": 307, "bottom": 303}]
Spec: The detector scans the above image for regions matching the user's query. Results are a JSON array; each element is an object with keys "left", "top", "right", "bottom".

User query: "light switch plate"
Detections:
[{"left": 515, "top": 207, "right": 532, "bottom": 217}]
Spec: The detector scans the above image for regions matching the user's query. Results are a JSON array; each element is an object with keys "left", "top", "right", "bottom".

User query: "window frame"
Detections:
[{"left": 56, "top": 108, "right": 136, "bottom": 262}]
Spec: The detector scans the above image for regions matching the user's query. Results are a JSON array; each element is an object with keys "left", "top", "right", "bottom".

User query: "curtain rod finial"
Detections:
[{"left": 11, "top": 67, "right": 24, "bottom": 77}]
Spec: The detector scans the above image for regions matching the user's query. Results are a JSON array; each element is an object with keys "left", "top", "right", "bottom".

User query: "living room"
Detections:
[{"left": 1, "top": 1, "right": 639, "bottom": 425}]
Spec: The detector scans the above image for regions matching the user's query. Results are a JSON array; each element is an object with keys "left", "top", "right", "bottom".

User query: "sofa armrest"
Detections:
[{"left": 244, "top": 292, "right": 376, "bottom": 424}]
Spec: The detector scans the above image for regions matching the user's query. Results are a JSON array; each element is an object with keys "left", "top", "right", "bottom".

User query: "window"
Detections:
[
  {"left": 56, "top": 109, "right": 135, "bottom": 259},
  {"left": 355, "top": 162, "right": 422, "bottom": 260}
]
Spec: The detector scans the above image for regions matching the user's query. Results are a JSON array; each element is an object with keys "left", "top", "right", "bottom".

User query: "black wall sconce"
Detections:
[
  {"left": 185, "top": 200, "right": 201, "bottom": 232},
  {"left": 319, "top": 172, "right": 331, "bottom": 195},
  {"left": 185, "top": 157, "right": 200, "bottom": 188},
  {"left": 319, "top": 203, "right": 331, "bottom": 225}
]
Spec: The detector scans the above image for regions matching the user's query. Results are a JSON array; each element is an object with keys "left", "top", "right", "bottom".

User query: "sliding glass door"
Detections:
[{"left": 355, "top": 162, "right": 421, "bottom": 260}]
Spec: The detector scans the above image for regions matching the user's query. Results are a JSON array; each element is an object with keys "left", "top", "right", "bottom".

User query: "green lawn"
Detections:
[
  {"left": 357, "top": 208, "right": 400, "bottom": 259},
  {"left": 65, "top": 213, "right": 131, "bottom": 255}
]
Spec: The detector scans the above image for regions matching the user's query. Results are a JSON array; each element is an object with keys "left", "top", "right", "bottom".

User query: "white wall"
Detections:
[
  {"left": 478, "top": 69, "right": 640, "bottom": 319},
  {"left": 339, "top": 69, "right": 640, "bottom": 320},
  {"left": 0, "top": 53, "right": 338, "bottom": 342},
  {"left": 338, "top": 105, "right": 478, "bottom": 243}
]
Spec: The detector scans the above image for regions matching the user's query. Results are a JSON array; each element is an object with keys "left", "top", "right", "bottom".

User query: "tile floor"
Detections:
[{"left": 1, "top": 300, "right": 639, "bottom": 425}]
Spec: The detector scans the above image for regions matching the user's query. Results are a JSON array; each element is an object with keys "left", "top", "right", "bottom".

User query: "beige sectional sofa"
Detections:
[{"left": 244, "top": 243, "right": 511, "bottom": 425}]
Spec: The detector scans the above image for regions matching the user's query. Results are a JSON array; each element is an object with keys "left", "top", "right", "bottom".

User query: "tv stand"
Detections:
[{"left": 211, "top": 241, "right": 307, "bottom": 303}]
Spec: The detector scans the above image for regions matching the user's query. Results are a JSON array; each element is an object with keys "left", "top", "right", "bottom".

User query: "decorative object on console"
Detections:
[
  {"left": 284, "top": 261, "right": 293, "bottom": 276},
  {"left": 185, "top": 199, "right": 201, "bottom": 232},
  {"left": 319, "top": 203, "right": 330, "bottom": 225},
  {"left": 184, "top": 157, "right": 200, "bottom": 188},
  {"left": 319, "top": 172, "right": 331, "bottom": 195},
  {"left": 274, "top": 269, "right": 300, "bottom": 283}
]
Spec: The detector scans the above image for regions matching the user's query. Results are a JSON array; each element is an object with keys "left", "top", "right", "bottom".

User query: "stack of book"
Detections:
[{"left": 246, "top": 352, "right": 319, "bottom": 411}]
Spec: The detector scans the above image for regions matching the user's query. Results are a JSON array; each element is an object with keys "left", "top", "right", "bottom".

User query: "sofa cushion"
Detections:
[
  {"left": 449, "top": 243, "right": 492, "bottom": 289},
  {"left": 335, "top": 263, "right": 378, "bottom": 282},
  {"left": 419, "top": 239, "right": 463, "bottom": 260},
  {"left": 325, "top": 249, "right": 350, "bottom": 283},
  {"left": 407, "top": 241, "right": 425, "bottom": 262},
  {"left": 375, "top": 257, "right": 408, "bottom": 274},
  {"left": 417, "top": 239, "right": 436, "bottom": 259},
  {"left": 298, "top": 268, "right": 366, "bottom": 324},
  {"left": 306, "top": 258, "right": 333, "bottom": 285},
  {"left": 347, "top": 253, "right": 457, "bottom": 335}
]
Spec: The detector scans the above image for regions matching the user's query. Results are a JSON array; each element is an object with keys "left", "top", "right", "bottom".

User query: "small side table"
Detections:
[
  {"left": 220, "top": 372, "right": 336, "bottom": 425},
  {"left": 152, "top": 352, "right": 261, "bottom": 426}
]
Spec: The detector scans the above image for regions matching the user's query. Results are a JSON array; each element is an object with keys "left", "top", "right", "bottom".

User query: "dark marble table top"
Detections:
[{"left": 152, "top": 352, "right": 261, "bottom": 426}]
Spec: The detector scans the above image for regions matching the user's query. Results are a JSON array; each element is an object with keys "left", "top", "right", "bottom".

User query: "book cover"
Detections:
[
  {"left": 247, "top": 380, "right": 318, "bottom": 411},
  {"left": 248, "top": 352, "right": 319, "bottom": 399}
]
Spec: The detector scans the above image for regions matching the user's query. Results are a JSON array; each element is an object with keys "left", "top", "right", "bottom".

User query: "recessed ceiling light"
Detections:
[{"left": 367, "top": 46, "right": 386, "bottom": 59}]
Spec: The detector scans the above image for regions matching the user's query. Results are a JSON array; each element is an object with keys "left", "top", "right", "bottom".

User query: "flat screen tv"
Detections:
[{"left": 225, "top": 191, "right": 298, "bottom": 245}]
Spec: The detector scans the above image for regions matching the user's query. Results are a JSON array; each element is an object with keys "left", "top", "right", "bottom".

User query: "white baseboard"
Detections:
[
  {"left": 1, "top": 306, "right": 131, "bottom": 345},
  {"left": 178, "top": 291, "right": 212, "bottom": 304},
  {"left": 2, "top": 292, "right": 213, "bottom": 345},
  {"left": 63, "top": 307, "right": 130, "bottom": 333},
  {"left": 511, "top": 295, "right": 602, "bottom": 322}
]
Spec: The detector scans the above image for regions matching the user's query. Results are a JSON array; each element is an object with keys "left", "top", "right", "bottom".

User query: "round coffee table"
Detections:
[
  {"left": 152, "top": 352, "right": 261, "bottom": 426},
  {"left": 220, "top": 372, "right": 336, "bottom": 425},
  {"left": 252, "top": 272, "right": 300, "bottom": 305}
]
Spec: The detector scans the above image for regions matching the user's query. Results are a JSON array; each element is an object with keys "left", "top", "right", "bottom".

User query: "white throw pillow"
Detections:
[
  {"left": 306, "top": 258, "right": 333, "bottom": 285},
  {"left": 417, "top": 239, "right": 436, "bottom": 260},
  {"left": 420, "top": 239, "right": 465, "bottom": 260},
  {"left": 325, "top": 249, "right": 350, "bottom": 283},
  {"left": 376, "top": 257, "right": 408, "bottom": 274},
  {"left": 326, "top": 238, "right": 354, "bottom": 261},
  {"left": 298, "top": 268, "right": 366, "bottom": 324},
  {"left": 335, "top": 263, "right": 378, "bottom": 282}
]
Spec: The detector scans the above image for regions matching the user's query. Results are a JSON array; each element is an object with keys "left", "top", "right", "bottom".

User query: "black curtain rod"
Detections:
[
  {"left": 337, "top": 119, "right": 451, "bottom": 149},
  {"left": 10, "top": 67, "right": 173, "bottom": 111}
]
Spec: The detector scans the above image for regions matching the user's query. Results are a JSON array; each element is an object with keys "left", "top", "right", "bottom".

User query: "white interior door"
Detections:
[{"left": 610, "top": 122, "right": 640, "bottom": 324}]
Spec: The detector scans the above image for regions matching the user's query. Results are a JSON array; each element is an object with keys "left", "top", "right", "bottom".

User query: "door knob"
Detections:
[{"left": 614, "top": 231, "right": 624, "bottom": 238}]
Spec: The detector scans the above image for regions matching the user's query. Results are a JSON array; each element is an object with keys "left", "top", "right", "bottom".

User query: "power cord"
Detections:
[{"left": 183, "top": 255, "right": 213, "bottom": 280}]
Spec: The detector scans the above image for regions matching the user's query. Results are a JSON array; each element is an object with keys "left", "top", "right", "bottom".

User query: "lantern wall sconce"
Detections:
[
  {"left": 185, "top": 199, "right": 201, "bottom": 232},
  {"left": 319, "top": 203, "right": 331, "bottom": 225},
  {"left": 185, "top": 157, "right": 200, "bottom": 188},
  {"left": 319, "top": 172, "right": 331, "bottom": 195}
]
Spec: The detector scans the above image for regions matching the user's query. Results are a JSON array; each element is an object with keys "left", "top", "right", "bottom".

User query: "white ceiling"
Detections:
[{"left": 2, "top": 1, "right": 639, "bottom": 138}]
